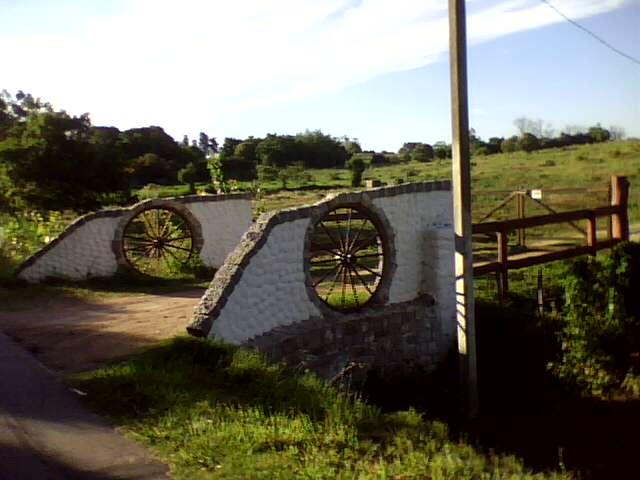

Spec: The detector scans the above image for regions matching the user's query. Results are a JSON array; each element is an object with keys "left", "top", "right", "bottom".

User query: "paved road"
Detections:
[{"left": 0, "top": 332, "right": 169, "bottom": 480}]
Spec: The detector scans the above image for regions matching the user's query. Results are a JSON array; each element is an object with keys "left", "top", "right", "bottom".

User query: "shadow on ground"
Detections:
[
  {"left": 0, "top": 444, "right": 125, "bottom": 480},
  {"left": 361, "top": 299, "right": 640, "bottom": 480}
]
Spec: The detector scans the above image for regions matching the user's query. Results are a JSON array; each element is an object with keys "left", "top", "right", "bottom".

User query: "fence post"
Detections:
[
  {"left": 611, "top": 176, "right": 629, "bottom": 241},
  {"left": 586, "top": 212, "right": 597, "bottom": 256},
  {"left": 497, "top": 229, "right": 509, "bottom": 300}
]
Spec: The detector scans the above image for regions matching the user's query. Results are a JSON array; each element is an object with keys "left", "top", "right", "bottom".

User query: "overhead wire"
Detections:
[{"left": 540, "top": 0, "right": 640, "bottom": 67}]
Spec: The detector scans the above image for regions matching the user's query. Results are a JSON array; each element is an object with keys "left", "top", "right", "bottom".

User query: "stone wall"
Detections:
[
  {"left": 16, "top": 194, "right": 252, "bottom": 283},
  {"left": 189, "top": 181, "right": 455, "bottom": 378}
]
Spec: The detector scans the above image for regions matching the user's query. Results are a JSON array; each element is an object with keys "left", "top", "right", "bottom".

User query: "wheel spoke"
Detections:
[
  {"left": 345, "top": 264, "right": 360, "bottom": 307},
  {"left": 164, "top": 243, "right": 192, "bottom": 253},
  {"left": 346, "top": 218, "right": 367, "bottom": 253},
  {"left": 310, "top": 257, "right": 340, "bottom": 265},
  {"left": 164, "top": 235, "right": 192, "bottom": 242},
  {"left": 319, "top": 221, "right": 344, "bottom": 253},
  {"left": 340, "top": 264, "right": 348, "bottom": 308},
  {"left": 354, "top": 261, "right": 382, "bottom": 278},
  {"left": 140, "top": 211, "right": 157, "bottom": 237},
  {"left": 312, "top": 262, "right": 340, "bottom": 288},
  {"left": 353, "top": 252, "right": 384, "bottom": 260},
  {"left": 348, "top": 263, "right": 374, "bottom": 295},
  {"left": 158, "top": 211, "right": 173, "bottom": 238},
  {"left": 349, "top": 233, "right": 379, "bottom": 255},
  {"left": 323, "top": 264, "right": 344, "bottom": 301}
]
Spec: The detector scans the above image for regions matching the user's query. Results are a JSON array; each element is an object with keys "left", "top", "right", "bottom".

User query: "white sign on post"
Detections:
[{"left": 530, "top": 189, "right": 542, "bottom": 200}]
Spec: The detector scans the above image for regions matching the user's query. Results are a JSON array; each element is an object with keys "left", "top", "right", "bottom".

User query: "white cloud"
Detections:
[{"left": 0, "top": 0, "right": 632, "bottom": 138}]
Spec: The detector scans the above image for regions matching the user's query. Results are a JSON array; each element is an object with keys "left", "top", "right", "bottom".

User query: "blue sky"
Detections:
[{"left": 2, "top": 0, "right": 638, "bottom": 151}]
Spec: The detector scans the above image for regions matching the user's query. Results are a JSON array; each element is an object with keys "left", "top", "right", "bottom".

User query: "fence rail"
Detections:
[{"left": 472, "top": 176, "right": 629, "bottom": 299}]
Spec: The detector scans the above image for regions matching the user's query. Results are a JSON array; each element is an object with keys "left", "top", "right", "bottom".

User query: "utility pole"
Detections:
[{"left": 448, "top": 0, "right": 479, "bottom": 418}]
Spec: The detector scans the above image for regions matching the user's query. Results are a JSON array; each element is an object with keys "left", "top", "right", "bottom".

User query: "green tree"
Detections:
[
  {"left": 0, "top": 111, "right": 123, "bottom": 211},
  {"left": 518, "top": 133, "right": 540, "bottom": 153},
  {"left": 411, "top": 143, "right": 434, "bottom": 163},
  {"left": 178, "top": 162, "right": 198, "bottom": 193},
  {"left": 588, "top": 125, "right": 611, "bottom": 143},
  {"left": 433, "top": 141, "right": 451, "bottom": 159},
  {"left": 126, "top": 153, "right": 172, "bottom": 186}
]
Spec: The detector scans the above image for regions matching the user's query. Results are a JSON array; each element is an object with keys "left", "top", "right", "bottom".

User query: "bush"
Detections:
[
  {"left": 347, "top": 156, "right": 366, "bottom": 188},
  {"left": 550, "top": 242, "right": 640, "bottom": 396}
]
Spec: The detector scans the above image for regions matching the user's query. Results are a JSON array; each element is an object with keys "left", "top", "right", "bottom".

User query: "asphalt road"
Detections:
[{"left": 0, "top": 332, "right": 169, "bottom": 480}]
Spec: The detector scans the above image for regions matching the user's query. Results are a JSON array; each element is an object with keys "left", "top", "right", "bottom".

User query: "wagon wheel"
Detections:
[
  {"left": 307, "top": 205, "right": 385, "bottom": 311},
  {"left": 122, "top": 207, "right": 194, "bottom": 277}
]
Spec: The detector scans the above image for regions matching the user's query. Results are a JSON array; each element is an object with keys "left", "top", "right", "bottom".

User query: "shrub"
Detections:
[
  {"left": 347, "top": 156, "right": 366, "bottom": 187},
  {"left": 550, "top": 242, "right": 640, "bottom": 396}
]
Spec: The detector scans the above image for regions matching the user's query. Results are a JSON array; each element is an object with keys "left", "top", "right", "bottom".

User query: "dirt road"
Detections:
[{"left": 0, "top": 289, "right": 205, "bottom": 373}]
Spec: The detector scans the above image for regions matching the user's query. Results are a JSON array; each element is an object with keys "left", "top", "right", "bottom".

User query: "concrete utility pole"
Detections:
[{"left": 448, "top": 0, "right": 479, "bottom": 418}]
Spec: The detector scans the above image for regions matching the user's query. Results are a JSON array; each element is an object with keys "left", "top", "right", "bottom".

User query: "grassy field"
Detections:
[
  {"left": 73, "top": 336, "right": 571, "bottom": 480},
  {"left": 249, "top": 140, "right": 640, "bottom": 222}
]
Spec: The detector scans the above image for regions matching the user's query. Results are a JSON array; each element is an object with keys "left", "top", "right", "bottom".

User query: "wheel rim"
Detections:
[
  {"left": 122, "top": 207, "right": 194, "bottom": 277},
  {"left": 307, "top": 205, "right": 385, "bottom": 311}
]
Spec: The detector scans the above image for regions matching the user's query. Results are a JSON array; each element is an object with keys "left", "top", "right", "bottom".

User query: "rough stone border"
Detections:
[
  {"left": 188, "top": 181, "right": 451, "bottom": 338},
  {"left": 302, "top": 197, "right": 396, "bottom": 316},
  {"left": 15, "top": 192, "right": 252, "bottom": 277}
]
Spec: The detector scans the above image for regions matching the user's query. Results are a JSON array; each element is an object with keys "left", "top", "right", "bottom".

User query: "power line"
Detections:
[{"left": 540, "top": 0, "right": 640, "bottom": 67}]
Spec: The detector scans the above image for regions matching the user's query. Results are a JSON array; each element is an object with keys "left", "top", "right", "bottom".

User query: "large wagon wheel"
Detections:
[
  {"left": 121, "top": 206, "right": 194, "bottom": 277},
  {"left": 307, "top": 205, "right": 386, "bottom": 311}
]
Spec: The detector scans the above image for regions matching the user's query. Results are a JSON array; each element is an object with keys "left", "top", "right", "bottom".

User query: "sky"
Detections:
[{"left": 2, "top": 0, "right": 639, "bottom": 151}]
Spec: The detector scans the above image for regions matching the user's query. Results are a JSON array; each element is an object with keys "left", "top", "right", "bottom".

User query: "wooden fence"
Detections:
[{"left": 472, "top": 176, "right": 630, "bottom": 299}]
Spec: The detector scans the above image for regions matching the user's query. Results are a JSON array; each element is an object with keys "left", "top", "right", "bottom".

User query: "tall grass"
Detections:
[
  {"left": 74, "top": 337, "right": 570, "bottom": 479},
  {"left": 0, "top": 211, "right": 72, "bottom": 280}
]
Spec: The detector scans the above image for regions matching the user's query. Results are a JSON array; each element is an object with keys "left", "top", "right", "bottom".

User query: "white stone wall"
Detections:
[
  {"left": 211, "top": 218, "right": 322, "bottom": 344},
  {"left": 17, "top": 216, "right": 122, "bottom": 283},
  {"left": 185, "top": 199, "right": 253, "bottom": 269},
  {"left": 422, "top": 227, "right": 456, "bottom": 348},
  {"left": 17, "top": 195, "right": 253, "bottom": 283},
  {"left": 203, "top": 186, "right": 454, "bottom": 347},
  {"left": 373, "top": 191, "right": 452, "bottom": 304}
]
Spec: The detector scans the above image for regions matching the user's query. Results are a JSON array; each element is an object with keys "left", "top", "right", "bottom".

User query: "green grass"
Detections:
[
  {"left": 73, "top": 337, "right": 570, "bottom": 479},
  {"left": 250, "top": 140, "right": 640, "bottom": 223}
]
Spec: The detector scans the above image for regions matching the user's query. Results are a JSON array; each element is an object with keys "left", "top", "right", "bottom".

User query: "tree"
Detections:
[
  {"left": 518, "top": 133, "right": 540, "bottom": 153},
  {"left": 411, "top": 143, "right": 434, "bottom": 163},
  {"left": 126, "top": 153, "right": 172, "bottom": 186},
  {"left": 120, "top": 126, "right": 187, "bottom": 180},
  {"left": 1, "top": 90, "right": 52, "bottom": 141},
  {"left": 234, "top": 138, "right": 260, "bottom": 164},
  {"left": 219, "top": 137, "right": 243, "bottom": 160},
  {"left": 0, "top": 110, "right": 125, "bottom": 211},
  {"left": 433, "top": 141, "right": 451, "bottom": 159},
  {"left": 198, "top": 132, "right": 218, "bottom": 157},
  {"left": 486, "top": 137, "right": 503, "bottom": 155},
  {"left": 178, "top": 162, "right": 198, "bottom": 193},
  {"left": 588, "top": 125, "right": 611, "bottom": 143},
  {"left": 295, "top": 130, "right": 347, "bottom": 168}
]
